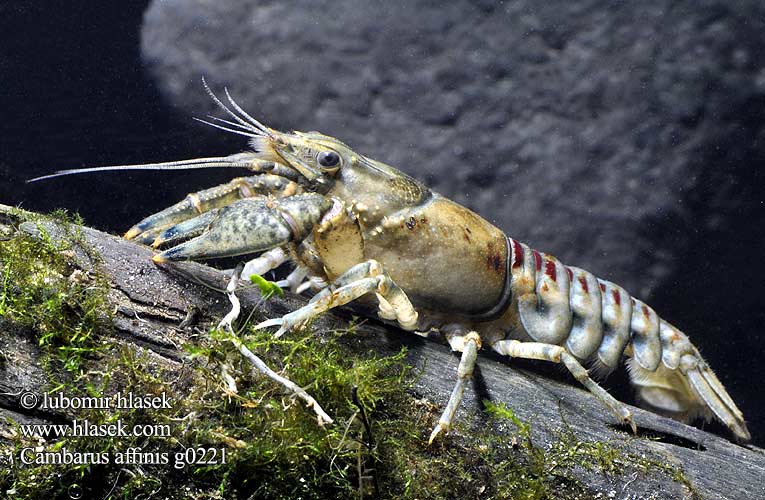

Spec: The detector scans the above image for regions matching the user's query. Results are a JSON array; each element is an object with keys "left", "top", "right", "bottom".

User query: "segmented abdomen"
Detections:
[{"left": 508, "top": 238, "right": 695, "bottom": 372}]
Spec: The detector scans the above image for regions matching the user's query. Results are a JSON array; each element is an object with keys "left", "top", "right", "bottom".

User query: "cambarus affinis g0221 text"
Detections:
[{"left": 30, "top": 81, "right": 751, "bottom": 443}]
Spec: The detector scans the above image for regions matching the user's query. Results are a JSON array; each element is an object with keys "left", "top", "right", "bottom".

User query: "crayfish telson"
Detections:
[{"left": 31, "top": 82, "right": 751, "bottom": 443}]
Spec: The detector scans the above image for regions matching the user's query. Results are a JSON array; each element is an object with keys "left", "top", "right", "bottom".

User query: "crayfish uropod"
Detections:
[{"left": 30, "top": 82, "right": 750, "bottom": 443}]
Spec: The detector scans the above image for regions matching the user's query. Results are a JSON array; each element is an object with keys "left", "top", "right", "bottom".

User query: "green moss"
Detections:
[
  {"left": 0, "top": 228, "right": 417, "bottom": 499},
  {"left": 1, "top": 344, "right": 189, "bottom": 500},
  {"left": 358, "top": 396, "right": 602, "bottom": 500},
  {"left": 0, "top": 209, "right": 110, "bottom": 373},
  {"left": 179, "top": 325, "right": 411, "bottom": 499},
  {"left": 476, "top": 400, "right": 696, "bottom": 499}
]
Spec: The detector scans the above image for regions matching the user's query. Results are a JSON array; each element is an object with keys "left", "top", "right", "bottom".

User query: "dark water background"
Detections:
[
  {"left": 0, "top": 2, "right": 238, "bottom": 229},
  {"left": 1, "top": 2, "right": 763, "bottom": 448}
]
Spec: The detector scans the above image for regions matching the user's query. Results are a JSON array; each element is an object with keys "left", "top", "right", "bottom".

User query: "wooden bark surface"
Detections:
[{"left": 0, "top": 204, "right": 763, "bottom": 499}]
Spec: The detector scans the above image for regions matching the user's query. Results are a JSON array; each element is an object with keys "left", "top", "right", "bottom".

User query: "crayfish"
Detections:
[{"left": 30, "top": 81, "right": 750, "bottom": 443}]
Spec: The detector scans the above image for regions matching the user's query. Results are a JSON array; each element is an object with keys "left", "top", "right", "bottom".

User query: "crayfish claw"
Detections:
[
  {"left": 152, "top": 253, "right": 169, "bottom": 264},
  {"left": 124, "top": 225, "right": 145, "bottom": 241},
  {"left": 125, "top": 228, "right": 161, "bottom": 246}
]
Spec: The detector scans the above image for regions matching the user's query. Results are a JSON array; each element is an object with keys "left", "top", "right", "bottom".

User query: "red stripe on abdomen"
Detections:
[
  {"left": 544, "top": 259, "right": 557, "bottom": 281},
  {"left": 533, "top": 250, "right": 542, "bottom": 271}
]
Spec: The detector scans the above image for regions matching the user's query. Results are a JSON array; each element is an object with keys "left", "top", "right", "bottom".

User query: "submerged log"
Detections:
[{"left": 0, "top": 203, "right": 762, "bottom": 499}]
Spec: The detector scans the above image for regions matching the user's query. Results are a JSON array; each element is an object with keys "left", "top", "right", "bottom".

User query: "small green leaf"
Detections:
[{"left": 249, "top": 274, "right": 284, "bottom": 300}]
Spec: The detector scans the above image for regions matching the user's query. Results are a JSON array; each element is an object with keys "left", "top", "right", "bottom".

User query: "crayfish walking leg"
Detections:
[
  {"left": 429, "top": 331, "right": 481, "bottom": 444},
  {"left": 491, "top": 339, "right": 635, "bottom": 432},
  {"left": 254, "top": 259, "right": 418, "bottom": 338}
]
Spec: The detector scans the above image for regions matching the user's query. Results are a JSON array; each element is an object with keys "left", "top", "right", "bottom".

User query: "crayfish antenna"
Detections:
[{"left": 26, "top": 155, "right": 256, "bottom": 183}]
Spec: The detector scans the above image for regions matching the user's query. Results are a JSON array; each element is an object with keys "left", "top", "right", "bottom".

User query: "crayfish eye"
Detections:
[{"left": 317, "top": 151, "right": 340, "bottom": 168}]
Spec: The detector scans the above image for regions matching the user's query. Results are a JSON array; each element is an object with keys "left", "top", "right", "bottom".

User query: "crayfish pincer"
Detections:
[{"left": 30, "top": 81, "right": 750, "bottom": 444}]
